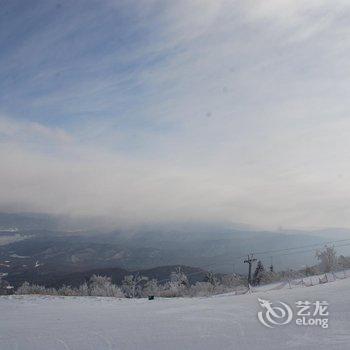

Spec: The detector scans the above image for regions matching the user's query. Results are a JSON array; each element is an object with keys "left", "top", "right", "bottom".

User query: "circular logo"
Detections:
[{"left": 257, "top": 298, "right": 293, "bottom": 328}]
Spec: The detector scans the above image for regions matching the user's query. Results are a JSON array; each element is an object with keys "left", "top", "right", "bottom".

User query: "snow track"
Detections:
[{"left": 1, "top": 277, "right": 350, "bottom": 350}]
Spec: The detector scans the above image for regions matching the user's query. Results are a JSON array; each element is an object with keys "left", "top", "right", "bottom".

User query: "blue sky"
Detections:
[
  {"left": 0, "top": 1, "right": 167, "bottom": 132},
  {"left": 1, "top": 0, "right": 350, "bottom": 228}
]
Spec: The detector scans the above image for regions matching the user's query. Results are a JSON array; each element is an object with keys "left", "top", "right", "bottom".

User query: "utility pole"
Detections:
[{"left": 244, "top": 254, "right": 257, "bottom": 285}]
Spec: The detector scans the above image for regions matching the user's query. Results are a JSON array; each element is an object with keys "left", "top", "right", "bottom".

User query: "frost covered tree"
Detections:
[
  {"left": 0, "top": 278, "right": 14, "bottom": 295},
  {"left": 252, "top": 261, "right": 265, "bottom": 286},
  {"left": 188, "top": 282, "right": 217, "bottom": 297},
  {"left": 88, "top": 275, "right": 124, "bottom": 297},
  {"left": 338, "top": 255, "right": 350, "bottom": 269},
  {"left": 204, "top": 271, "right": 219, "bottom": 288},
  {"left": 260, "top": 270, "right": 279, "bottom": 284},
  {"left": 15, "top": 277, "right": 124, "bottom": 297},
  {"left": 161, "top": 281, "right": 186, "bottom": 297},
  {"left": 15, "top": 282, "right": 57, "bottom": 295},
  {"left": 122, "top": 274, "right": 147, "bottom": 298},
  {"left": 221, "top": 275, "right": 243, "bottom": 288},
  {"left": 57, "top": 285, "right": 79, "bottom": 296},
  {"left": 158, "top": 267, "right": 190, "bottom": 297},
  {"left": 170, "top": 267, "right": 189, "bottom": 288},
  {"left": 143, "top": 278, "right": 160, "bottom": 297},
  {"left": 316, "top": 245, "right": 337, "bottom": 273},
  {"left": 78, "top": 282, "right": 89, "bottom": 296}
]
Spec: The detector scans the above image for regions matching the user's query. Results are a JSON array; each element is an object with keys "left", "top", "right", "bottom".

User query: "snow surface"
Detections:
[{"left": 1, "top": 277, "right": 350, "bottom": 350}]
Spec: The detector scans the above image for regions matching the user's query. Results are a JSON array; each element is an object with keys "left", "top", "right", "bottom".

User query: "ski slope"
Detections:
[{"left": 1, "top": 277, "right": 349, "bottom": 350}]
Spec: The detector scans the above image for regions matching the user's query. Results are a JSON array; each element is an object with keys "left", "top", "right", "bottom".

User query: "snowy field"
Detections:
[{"left": 1, "top": 277, "right": 350, "bottom": 350}]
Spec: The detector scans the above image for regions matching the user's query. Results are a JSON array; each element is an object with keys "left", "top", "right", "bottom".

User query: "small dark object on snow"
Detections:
[{"left": 148, "top": 295, "right": 154, "bottom": 300}]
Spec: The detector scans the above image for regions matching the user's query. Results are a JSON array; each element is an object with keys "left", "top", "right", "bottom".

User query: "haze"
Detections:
[{"left": 1, "top": 0, "right": 350, "bottom": 229}]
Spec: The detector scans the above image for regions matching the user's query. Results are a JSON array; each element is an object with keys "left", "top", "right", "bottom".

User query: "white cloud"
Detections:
[
  {"left": 0, "top": 116, "right": 72, "bottom": 145},
  {"left": 2, "top": 114, "right": 350, "bottom": 229},
  {"left": 2, "top": 1, "right": 350, "bottom": 229}
]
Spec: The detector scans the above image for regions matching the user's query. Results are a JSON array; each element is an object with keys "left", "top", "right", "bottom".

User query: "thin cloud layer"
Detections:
[{"left": 1, "top": 1, "right": 350, "bottom": 228}]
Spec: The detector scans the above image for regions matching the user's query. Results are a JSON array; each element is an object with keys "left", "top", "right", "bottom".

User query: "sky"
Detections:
[{"left": 1, "top": 0, "right": 350, "bottom": 229}]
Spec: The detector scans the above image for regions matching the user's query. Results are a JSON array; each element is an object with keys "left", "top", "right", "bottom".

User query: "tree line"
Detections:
[{"left": 2, "top": 245, "right": 349, "bottom": 297}]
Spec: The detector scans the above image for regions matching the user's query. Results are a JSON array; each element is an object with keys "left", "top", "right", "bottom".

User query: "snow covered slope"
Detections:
[{"left": 1, "top": 278, "right": 350, "bottom": 350}]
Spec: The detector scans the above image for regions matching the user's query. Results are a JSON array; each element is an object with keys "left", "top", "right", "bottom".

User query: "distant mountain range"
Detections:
[{"left": 1, "top": 212, "right": 350, "bottom": 288}]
